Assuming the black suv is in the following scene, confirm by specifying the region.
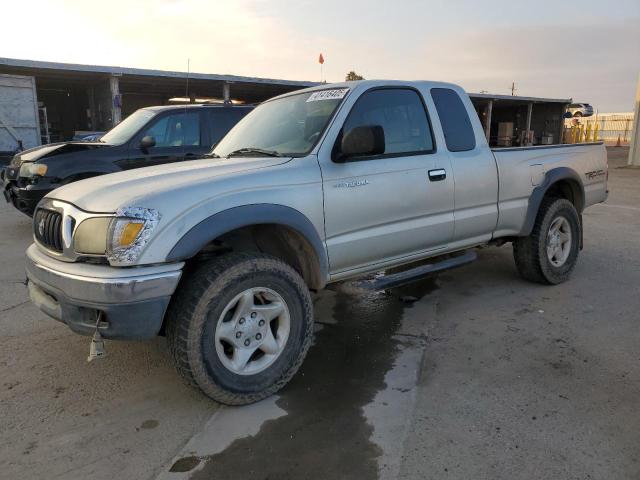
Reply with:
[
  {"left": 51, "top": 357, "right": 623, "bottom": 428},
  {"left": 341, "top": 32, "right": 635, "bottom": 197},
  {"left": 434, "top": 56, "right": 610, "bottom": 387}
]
[{"left": 2, "top": 103, "right": 252, "bottom": 216}]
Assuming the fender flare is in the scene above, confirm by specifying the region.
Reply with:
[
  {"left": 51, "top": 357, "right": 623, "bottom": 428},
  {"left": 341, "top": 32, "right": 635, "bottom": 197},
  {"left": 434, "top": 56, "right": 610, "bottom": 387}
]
[
  {"left": 520, "top": 166, "right": 585, "bottom": 236},
  {"left": 166, "top": 204, "right": 329, "bottom": 282}
]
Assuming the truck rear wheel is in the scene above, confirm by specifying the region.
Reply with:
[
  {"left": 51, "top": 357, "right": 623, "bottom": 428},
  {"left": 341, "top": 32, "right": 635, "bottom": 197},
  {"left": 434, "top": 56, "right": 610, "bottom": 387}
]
[
  {"left": 165, "top": 252, "right": 314, "bottom": 405},
  {"left": 513, "top": 198, "right": 581, "bottom": 285}
]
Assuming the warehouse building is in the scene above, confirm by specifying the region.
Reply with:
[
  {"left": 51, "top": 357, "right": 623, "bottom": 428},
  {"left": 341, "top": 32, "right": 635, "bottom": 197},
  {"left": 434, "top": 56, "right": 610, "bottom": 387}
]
[
  {"left": 0, "top": 57, "right": 315, "bottom": 148},
  {"left": 0, "top": 57, "right": 570, "bottom": 155},
  {"left": 470, "top": 93, "right": 569, "bottom": 147}
]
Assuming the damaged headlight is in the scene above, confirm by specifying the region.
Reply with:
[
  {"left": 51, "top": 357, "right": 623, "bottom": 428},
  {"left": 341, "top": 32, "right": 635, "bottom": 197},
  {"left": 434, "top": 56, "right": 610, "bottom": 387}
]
[
  {"left": 106, "top": 207, "right": 161, "bottom": 265},
  {"left": 72, "top": 207, "right": 161, "bottom": 265}
]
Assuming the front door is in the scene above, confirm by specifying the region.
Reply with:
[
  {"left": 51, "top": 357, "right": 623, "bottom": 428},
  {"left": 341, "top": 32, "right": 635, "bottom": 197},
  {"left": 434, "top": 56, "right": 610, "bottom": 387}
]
[{"left": 320, "top": 87, "right": 455, "bottom": 274}]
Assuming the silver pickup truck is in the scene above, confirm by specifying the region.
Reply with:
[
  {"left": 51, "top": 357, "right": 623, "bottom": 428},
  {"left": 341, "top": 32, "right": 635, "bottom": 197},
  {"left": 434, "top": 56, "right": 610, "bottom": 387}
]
[{"left": 25, "top": 80, "right": 608, "bottom": 404}]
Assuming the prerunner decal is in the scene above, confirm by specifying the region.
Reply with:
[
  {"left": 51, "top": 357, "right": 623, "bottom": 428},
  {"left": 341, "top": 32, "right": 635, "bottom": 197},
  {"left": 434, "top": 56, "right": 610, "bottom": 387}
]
[
  {"left": 585, "top": 169, "right": 606, "bottom": 180},
  {"left": 306, "top": 89, "right": 349, "bottom": 102}
]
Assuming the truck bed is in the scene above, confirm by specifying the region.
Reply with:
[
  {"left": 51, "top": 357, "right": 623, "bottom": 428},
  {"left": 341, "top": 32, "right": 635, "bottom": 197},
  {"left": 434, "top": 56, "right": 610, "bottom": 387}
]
[{"left": 491, "top": 142, "right": 608, "bottom": 239}]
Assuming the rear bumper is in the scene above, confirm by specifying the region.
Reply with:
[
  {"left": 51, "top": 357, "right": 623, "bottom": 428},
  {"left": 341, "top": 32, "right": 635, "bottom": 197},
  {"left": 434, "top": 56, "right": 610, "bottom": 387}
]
[{"left": 25, "top": 244, "right": 183, "bottom": 339}]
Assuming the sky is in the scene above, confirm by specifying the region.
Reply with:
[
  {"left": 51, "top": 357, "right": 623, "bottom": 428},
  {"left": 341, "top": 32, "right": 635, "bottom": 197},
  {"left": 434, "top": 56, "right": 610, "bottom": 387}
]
[{"left": 2, "top": 0, "right": 639, "bottom": 111}]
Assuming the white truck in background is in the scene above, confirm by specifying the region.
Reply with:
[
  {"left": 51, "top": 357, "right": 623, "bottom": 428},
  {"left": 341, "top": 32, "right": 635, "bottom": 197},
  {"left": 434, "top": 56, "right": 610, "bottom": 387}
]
[{"left": 24, "top": 80, "right": 608, "bottom": 405}]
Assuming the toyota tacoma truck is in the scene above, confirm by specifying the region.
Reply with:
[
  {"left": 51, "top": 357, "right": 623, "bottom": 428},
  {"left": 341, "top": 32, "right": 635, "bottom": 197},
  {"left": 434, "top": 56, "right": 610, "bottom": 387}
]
[{"left": 24, "top": 80, "right": 608, "bottom": 405}]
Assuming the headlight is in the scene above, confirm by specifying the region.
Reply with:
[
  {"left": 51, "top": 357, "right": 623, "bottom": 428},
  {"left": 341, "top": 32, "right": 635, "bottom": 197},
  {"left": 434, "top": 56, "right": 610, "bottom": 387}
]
[
  {"left": 71, "top": 207, "right": 160, "bottom": 264},
  {"left": 74, "top": 217, "right": 111, "bottom": 254},
  {"left": 106, "top": 207, "right": 161, "bottom": 265},
  {"left": 19, "top": 163, "right": 47, "bottom": 177}
]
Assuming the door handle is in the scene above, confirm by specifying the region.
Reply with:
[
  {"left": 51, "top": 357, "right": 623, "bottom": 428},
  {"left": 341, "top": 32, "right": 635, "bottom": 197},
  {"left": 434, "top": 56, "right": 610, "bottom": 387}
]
[{"left": 428, "top": 169, "right": 446, "bottom": 181}]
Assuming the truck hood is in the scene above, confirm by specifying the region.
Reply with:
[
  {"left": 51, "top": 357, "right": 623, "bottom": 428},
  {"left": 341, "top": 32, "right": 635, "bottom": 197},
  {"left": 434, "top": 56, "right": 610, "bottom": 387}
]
[
  {"left": 11, "top": 142, "right": 109, "bottom": 166},
  {"left": 46, "top": 156, "right": 292, "bottom": 212}
]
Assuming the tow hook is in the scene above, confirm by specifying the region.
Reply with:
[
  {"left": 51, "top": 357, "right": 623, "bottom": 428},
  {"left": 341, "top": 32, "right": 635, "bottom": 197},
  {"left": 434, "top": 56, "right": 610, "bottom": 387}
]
[{"left": 87, "top": 312, "right": 109, "bottom": 362}]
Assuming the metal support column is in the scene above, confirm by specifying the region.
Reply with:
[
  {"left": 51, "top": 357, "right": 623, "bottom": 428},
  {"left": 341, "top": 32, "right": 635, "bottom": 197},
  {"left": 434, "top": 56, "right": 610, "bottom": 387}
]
[
  {"left": 88, "top": 86, "right": 97, "bottom": 131},
  {"left": 484, "top": 100, "right": 493, "bottom": 144},
  {"left": 559, "top": 104, "right": 569, "bottom": 144},
  {"left": 628, "top": 74, "right": 640, "bottom": 166},
  {"left": 525, "top": 102, "right": 533, "bottom": 145},
  {"left": 223, "top": 82, "right": 231, "bottom": 104},
  {"left": 109, "top": 75, "right": 121, "bottom": 126}
]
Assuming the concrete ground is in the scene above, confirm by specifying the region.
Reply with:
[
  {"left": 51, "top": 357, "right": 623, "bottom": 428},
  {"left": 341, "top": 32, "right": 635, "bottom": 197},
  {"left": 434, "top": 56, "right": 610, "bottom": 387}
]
[{"left": 0, "top": 148, "right": 638, "bottom": 479}]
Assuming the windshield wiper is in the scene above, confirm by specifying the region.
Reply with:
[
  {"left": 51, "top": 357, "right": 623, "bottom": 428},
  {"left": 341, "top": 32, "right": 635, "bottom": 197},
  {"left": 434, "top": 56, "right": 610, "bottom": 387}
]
[
  {"left": 226, "top": 148, "right": 282, "bottom": 158},
  {"left": 203, "top": 152, "right": 220, "bottom": 158}
]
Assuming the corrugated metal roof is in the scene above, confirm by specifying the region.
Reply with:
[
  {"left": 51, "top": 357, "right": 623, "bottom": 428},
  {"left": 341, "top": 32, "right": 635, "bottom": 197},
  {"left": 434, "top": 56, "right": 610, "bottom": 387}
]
[
  {"left": 0, "top": 57, "right": 317, "bottom": 87},
  {"left": 0, "top": 57, "right": 572, "bottom": 103},
  {"left": 469, "top": 92, "right": 571, "bottom": 104}
]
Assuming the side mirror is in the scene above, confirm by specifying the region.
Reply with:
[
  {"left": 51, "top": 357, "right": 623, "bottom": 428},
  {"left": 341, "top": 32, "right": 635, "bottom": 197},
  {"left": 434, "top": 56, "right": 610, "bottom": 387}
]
[
  {"left": 338, "top": 125, "right": 385, "bottom": 161},
  {"left": 140, "top": 135, "right": 156, "bottom": 149}
]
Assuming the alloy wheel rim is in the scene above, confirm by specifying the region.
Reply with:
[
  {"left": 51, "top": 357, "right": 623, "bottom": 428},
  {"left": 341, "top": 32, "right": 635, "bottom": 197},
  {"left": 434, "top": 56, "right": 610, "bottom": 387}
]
[
  {"left": 214, "top": 287, "right": 290, "bottom": 375},
  {"left": 546, "top": 216, "right": 572, "bottom": 267}
]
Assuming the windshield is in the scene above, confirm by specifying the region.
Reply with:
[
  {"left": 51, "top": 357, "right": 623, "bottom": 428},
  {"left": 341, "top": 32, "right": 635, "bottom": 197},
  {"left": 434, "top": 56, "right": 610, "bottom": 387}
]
[
  {"left": 212, "top": 88, "right": 349, "bottom": 158},
  {"left": 100, "top": 109, "right": 157, "bottom": 145}
]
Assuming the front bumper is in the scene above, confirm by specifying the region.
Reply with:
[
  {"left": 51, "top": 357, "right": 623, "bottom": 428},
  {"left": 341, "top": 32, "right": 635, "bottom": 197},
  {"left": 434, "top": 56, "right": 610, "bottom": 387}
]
[
  {"left": 25, "top": 244, "right": 183, "bottom": 339},
  {"left": 2, "top": 172, "right": 52, "bottom": 216}
]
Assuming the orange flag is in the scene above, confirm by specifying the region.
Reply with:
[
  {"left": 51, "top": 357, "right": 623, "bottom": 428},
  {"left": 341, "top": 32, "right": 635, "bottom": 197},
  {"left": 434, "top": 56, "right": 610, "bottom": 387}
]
[{"left": 318, "top": 53, "right": 325, "bottom": 65}]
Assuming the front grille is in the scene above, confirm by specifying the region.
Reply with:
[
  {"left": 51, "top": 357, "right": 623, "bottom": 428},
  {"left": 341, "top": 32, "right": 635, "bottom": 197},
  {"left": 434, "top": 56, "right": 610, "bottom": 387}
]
[{"left": 34, "top": 209, "right": 63, "bottom": 252}]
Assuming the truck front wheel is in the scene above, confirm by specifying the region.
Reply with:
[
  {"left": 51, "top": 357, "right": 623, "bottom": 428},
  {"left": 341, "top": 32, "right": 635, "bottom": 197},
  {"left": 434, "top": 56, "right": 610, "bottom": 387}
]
[
  {"left": 513, "top": 198, "right": 581, "bottom": 284},
  {"left": 165, "top": 252, "right": 314, "bottom": 405}
]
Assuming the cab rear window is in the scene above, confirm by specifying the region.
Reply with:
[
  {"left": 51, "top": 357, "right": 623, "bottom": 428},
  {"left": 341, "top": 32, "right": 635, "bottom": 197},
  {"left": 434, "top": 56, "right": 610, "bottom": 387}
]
[{"left": 431, "top": 88, "right": 476, "bottom": 152}]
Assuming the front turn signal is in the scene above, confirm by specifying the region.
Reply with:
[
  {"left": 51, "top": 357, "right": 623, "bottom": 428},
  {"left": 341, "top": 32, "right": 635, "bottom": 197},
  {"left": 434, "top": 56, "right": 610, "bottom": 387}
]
[{"left": 118, "top": 222, "right": 144, "bottom": 247}]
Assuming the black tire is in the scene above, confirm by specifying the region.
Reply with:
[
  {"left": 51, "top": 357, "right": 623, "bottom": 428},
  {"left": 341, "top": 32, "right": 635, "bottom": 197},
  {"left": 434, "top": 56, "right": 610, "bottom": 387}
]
[
  {"left": 165, "top": 252, "right": 314, "bottom": 405},
  {"left": 513, "top": 198, "right": 581, "bottom": 285}
]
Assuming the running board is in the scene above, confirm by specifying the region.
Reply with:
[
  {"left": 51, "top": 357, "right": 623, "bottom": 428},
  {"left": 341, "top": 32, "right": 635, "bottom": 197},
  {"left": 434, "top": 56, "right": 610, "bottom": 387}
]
[{"left": 359, "top": 250, "right": 477, "bottom": 291}]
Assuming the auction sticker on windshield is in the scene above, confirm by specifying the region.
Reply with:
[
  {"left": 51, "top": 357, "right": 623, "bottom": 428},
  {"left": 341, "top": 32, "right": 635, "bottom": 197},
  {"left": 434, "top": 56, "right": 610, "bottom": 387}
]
[{"left": 306, "top": 89, "right": 349, "bottom": 102}]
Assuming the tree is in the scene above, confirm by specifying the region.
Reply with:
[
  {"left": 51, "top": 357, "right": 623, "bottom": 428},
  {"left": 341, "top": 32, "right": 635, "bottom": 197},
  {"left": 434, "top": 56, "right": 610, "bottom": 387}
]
[{"left": 345, "top": 71, "right": 364, "bottom": 81}]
